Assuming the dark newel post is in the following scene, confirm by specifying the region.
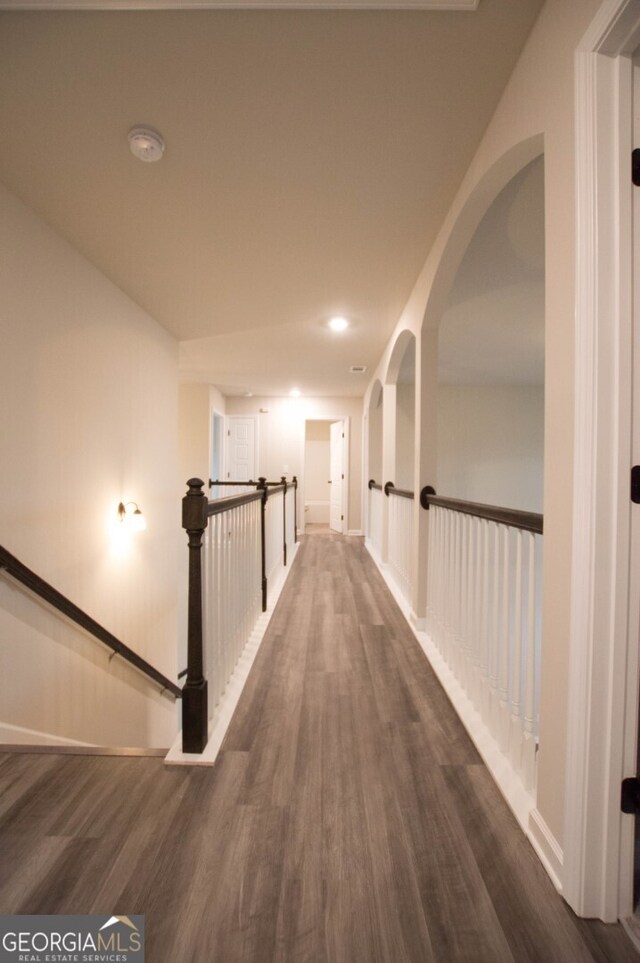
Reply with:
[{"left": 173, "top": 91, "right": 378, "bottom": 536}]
[
  {"left": 292, "top": 476, "right": 298, "bottom": 543},
  {"left": 282, "top": 475, "right": 288, "bottom": 566},
  {"left": 182, "top": 478, "right": 209, "bottom": 754},
  {"left": 258, "top": 477, "right": 268, "bottom": 611}
]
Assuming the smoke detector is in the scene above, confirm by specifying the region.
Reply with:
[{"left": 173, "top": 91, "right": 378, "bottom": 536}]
[
  {"left": 350, "top": 365, "right": 367, "bottom": 374},
  {"left": 128, "top": 126, "right": 165, "bottom": 163}
]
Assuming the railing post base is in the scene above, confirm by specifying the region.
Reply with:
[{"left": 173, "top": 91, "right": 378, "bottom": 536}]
[{"left": 182, "top": 680, "right": 209, "bottom": 754}]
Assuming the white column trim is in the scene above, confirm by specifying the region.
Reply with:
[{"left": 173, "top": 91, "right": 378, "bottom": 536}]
[{"left": 565, "top": 0, "right": 640, "bottom": 922}]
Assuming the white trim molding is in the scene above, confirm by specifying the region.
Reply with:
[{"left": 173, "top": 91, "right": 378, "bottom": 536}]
[
  {"left": 0, "top": 0, "right": 479, "bottom": 9},
  {"left": 565, "top": 0, "right": 640, "bottom": 923},
  {"left": 529, "top": 808, "right": 563, "bottom": 894}
]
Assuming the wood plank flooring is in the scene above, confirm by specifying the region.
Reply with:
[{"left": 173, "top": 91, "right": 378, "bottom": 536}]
[{"left": 0, "top": 534, "right": 637, "bottom": 962}]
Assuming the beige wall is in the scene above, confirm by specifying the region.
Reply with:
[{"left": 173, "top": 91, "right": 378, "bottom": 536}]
[
  {"left": 226, "top": 395, "right": 364, "bottom": 533},
  {"left": 437, "top": 385, "right": 544, "bottom": 514},
  {"left": 365, "top": 0, "right": 601, "bottom": 847},
  {"left": 178, "top": 383, "right": 211, "bottom": 491},
  {"left": 178, "top": 383, "right": 227, "bottom": 493},
  {"left": 0, "top": 181, "right": 180, "bottom": 747}
]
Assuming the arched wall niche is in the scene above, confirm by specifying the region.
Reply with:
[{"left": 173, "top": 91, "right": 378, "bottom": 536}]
[
  {"left": 385, "top": 330, "right": 416, "bottom": 491},
  {"left": 367, "top": 379, "right": 383, "bottom": 483},
  {"left": 415, "top": 135, "right": 545, "bottom": 514},
  {"left": 421, "top": 133, "right": 545, "bottom": 334},
  {"left": 384, "top": 328, "right": 415, "bottom": 386}
]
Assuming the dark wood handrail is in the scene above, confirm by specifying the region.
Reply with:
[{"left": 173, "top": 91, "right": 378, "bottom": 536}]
[
  {"left": 384, "top": 481, "right": 414, "bottom": 500},
  {"left": 206, "top": 488, "right": 263, "bottom": 517},
  {"left": 419, "top": 488, "right": 543, "bottom": 535},
  {"left": 209, "top": 478, "right": 257, "bottom": 488},
  {"left": 368, "top": 479, "right": 382, "bottom": 491},
  {"left": 0, "top": 544, "right": 182, "bottom": 698}
]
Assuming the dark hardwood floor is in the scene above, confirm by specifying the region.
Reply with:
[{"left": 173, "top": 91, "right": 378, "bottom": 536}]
[{"left": 0, "top": 534, "right": 637, "bottom": 961}]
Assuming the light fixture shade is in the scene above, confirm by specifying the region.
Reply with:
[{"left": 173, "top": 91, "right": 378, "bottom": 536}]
[
  {"left": 118, "top": 501, "right": 146, "bottom": 532},
  {"left": 128, "top": 126, "right": 165, "bottom": 163},
  {"left": 328, "top": 316, "right": 349, "bottom": 332}
]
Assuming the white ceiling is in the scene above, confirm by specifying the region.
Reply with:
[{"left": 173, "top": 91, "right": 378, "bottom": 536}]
[{"left": 0, "top": 1, "right": 543, "bottom": 396}]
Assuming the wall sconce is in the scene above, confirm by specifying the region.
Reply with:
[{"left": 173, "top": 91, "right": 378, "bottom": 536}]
[{"left": 118, "top": 501, "right": 146, "bottom": 532}]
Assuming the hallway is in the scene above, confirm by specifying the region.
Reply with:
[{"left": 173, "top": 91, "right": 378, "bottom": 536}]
[{"left": 0, "top": 534, "right": 636, "bottom": 962}]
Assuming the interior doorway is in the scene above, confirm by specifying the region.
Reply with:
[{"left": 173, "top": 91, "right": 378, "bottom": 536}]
[
  {"left": 303, "top": 419, "right": 347, "bottom": 534},
  {"left": 210, "top": 411, "right": 224, "bottom": 489},
  {"left": 225, "top": 415, "right": 258, "bottom": 482}
]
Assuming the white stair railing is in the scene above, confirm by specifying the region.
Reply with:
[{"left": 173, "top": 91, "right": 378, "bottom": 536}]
[
  {"left": 386, "top": 483, "right": 414, "bottom": 608},
  {"left": 423, "top": 490, "right": 543, "bottom": 792},
  {"left": 180, "top": 476, "right": 298, "bottom": 754},
  {"left": 203, "top": 496, "right": 262, "bottom": 709},
  {"left": 285, "top": 480, "right": 297, "bottom": 553},
  {"left": 367, "top": 481, "right": 384, "bottom": 561},
  {"left": 265, "top": 483, "right": 285, "bottom": 581}
]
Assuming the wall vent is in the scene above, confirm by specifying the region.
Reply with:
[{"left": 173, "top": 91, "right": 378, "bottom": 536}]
[{"left": 349, "top": 365, "right": 367, "bottom": 374}]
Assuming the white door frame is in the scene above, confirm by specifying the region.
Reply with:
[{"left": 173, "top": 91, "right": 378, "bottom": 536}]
[
  {"left": 565, "top": 0, "right": 640, "bottom": 922},
  {"left": 210, "top": 408, "right": 225, "bottom": 483},
  {"left": 300, "top": 417, "right": 350, "bottom": 534},
  {"left": 225, "top": 414, "right": 260, "bottom": 481}
]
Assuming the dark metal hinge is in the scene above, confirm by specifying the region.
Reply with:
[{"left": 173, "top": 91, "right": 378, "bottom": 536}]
[
  {"left": 621, "top": 777, "right": 640, "bottom": 813},
  {"left": 633, "top": 148, "right": 640, "bottom": 186},
  {"left": 341, "top": 514, "right": 343, "bottom": 521},
  {"left": 631, "top": 465, "right": 640, "bottom": 503}
]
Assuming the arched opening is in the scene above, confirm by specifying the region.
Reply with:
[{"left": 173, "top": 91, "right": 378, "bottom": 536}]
[
  {"left": 395, "top": 339, "right": 416, "bottom": 491},
  {"left": 365, "top": 379, "right": 384, "bottom": 558},
  {"left": 367, "top": 379, "right": 383, "bottom": 484},
  {"left": 385, "top": 330, "right": 416, "bottom": 491},
  {"left": 437, "top": 154, "right": 544, "bottom": 512},
  {"left": 415, "top": 144, "right": 546, "bottom": 832}
]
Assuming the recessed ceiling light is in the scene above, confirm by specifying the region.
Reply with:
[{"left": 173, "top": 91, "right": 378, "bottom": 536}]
[
  {"left": 243, "top": 391, "right": 253, "bottom": 397},
  {"left": 128, "top": 126, "right": 165, "bottom": 163},
  {"left": 328, "top": 316, "right": 349, "bottom": 332},
  {"left": 290, "top": 388, "right": 301, "bottom": 398}
]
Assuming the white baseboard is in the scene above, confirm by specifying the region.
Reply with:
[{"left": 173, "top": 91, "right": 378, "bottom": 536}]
[
  {"left": 529, "top": 808, "right": 564, "bottom": 893},
  {"left": 165, "top": 542, "right": 298, "bottom": 767},
  {"left": 364, "top": 538, "right": 383, "bottom": 567},
  {"left": 347, "top": 529, "right": 363, "bottom": 537},
  {"left": 0, "top": 721, "right": 94, "bottom": 748}
]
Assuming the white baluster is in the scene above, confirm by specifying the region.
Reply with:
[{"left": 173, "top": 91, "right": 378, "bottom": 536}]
[
  {"left": 489, "top": 523, "right": 500, "bottom": 734},
  {"left": 522, "top": 531, "right": 537, "bottom": 790},
  {"left": 509, "top": 528, "right": 524, "bottom": 772},
  {"left": 498, "top": 525, "right": 510, "bottom": 752}
]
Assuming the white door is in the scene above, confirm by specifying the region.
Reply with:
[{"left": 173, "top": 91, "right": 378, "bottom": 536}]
[
  {"left": 329, "top": 421, "right": 343, "bottom": 533},
  {"left": 226, "top": 416, "right": 256, "bottom": 481}
]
